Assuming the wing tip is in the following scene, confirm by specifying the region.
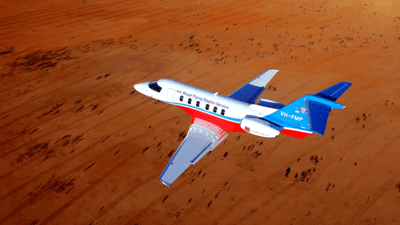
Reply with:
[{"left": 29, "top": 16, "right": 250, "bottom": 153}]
[
  {"left": 266, "top": 69, "right": 279, "bottom": 73},
  {"left": 159, "top": 179, "right": 171, "bottom": 187}
]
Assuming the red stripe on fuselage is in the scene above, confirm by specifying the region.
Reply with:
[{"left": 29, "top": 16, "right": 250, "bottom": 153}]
[
  {"left": 176, "top": 104, "right": 311, "bottom": 138},
  {"left": 281, "top": 129, "right": 311, "bottom": 139},
  {"left": 176, "top": 105, "right": 245, "bottom": 132}
]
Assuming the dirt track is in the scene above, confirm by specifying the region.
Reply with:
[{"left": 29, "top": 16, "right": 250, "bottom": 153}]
[{"left": 1, "top": 0, "right": 400, "bottom": 224}]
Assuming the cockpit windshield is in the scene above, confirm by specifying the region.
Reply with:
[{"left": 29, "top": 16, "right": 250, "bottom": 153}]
[{"left": 148, "top": 81, "right": 162, "bottom": 92}]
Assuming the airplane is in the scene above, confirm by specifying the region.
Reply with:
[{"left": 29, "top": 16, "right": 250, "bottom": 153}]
[{"left": 134, "top": 69, "right": 352, "bottom": 187}]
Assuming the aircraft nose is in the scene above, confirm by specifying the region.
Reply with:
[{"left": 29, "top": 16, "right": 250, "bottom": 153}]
[{"left": 134, "top": 82, "right": 147, "bottom": 94}]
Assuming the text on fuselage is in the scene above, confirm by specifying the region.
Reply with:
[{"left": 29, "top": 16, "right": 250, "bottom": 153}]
[{"left": 181, "top": 91, "right": 230, "bottom": 109}]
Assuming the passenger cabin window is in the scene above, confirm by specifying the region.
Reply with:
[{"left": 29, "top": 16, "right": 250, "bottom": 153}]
[
  {"left": 213, "top": 106, "right": 217, "bottom": 113},
  {"left": 180, "top": 96, "right": 183, "bottom": 101},
  {"left": 221, "top": 109, "right": 225, "bottom": 115},
  {"left": 196, "top": 101, "right": 200, "bottom": 107},
  {"left": 188, "top": 98, "right": 192, "bottom": 104},
  {"left": 148, "top": 81, "right": 162, "bottom": 92},
  {"left": 205, "top": 104, "right": 209, "bottom": 110}
]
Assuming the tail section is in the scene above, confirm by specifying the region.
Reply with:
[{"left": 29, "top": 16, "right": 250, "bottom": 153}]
[{"left": 264, "top": 82, "right": 352, "bottom": 138}]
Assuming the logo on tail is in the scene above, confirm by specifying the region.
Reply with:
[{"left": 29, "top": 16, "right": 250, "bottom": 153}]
[{"left": 295, "top": 107, "right": 307, "bottom": 114}]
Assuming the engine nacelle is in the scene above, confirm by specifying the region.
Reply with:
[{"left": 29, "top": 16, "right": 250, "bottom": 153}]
[{"left": 240, "top": 116, "right": 282, "bottom": 138}]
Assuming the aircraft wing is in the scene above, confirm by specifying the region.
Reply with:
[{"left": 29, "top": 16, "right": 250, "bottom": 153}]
[
  {"left": 228, "top": 69, "right": 279, "bottom": 104},
  {"left": 159, "top": 118, "right": 228, "bottom": 187}
]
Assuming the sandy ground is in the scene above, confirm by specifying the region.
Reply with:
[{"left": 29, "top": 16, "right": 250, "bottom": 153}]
[{"left": 1, "top": 0, "right": 400, "bottom": 224}]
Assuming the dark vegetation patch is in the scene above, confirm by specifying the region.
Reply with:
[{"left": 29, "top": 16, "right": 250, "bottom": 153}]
[{"left": 1, "top": 47, "right": 73, "bottom": 77}]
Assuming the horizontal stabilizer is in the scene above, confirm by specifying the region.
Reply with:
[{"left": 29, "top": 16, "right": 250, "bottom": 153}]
[
  {"left": 306, "top": 100, "right": 331, "bottom": 135},
  {"left": 314, "top": 82, "right": 352, "bottom": 101}
]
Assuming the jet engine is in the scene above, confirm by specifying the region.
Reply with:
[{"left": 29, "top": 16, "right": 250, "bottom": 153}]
[{"left": 240, "top": 116, "right": 282, "bottom": 138}]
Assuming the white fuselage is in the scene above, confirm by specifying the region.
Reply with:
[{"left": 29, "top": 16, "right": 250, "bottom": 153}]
[{"left": 134, "top": 78, "right": 278, "bottom": 134}]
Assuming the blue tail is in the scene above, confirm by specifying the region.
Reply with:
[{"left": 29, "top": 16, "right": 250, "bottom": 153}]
[{"left": 263, "top": 82, "right": 352, "bottom": 137}]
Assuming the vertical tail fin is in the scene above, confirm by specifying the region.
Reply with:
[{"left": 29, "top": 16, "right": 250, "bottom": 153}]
[
  {"left": 263, "top": 82, "right": 352, "bottom": 138},
  {"left": 306, "top": 99, "right": 331, "bottom": 135}
]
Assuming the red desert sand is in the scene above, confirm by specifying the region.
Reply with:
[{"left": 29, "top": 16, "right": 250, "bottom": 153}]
[{"left": 1, "top": 0, "right": 400, "bottom": 224}]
